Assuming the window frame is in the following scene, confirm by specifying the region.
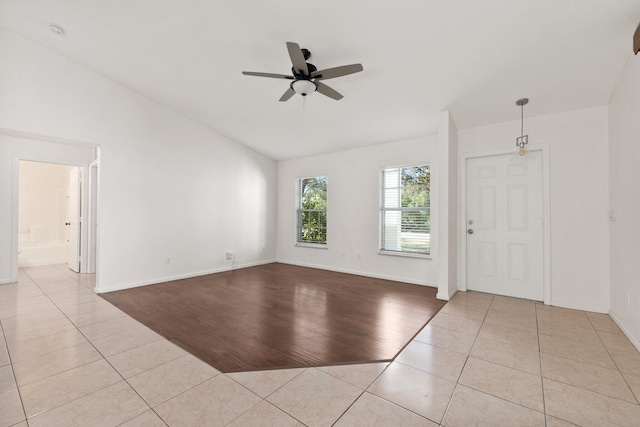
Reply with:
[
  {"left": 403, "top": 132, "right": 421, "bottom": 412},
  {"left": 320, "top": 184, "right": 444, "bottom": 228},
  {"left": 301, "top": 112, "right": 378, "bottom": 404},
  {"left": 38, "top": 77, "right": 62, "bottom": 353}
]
[
  {"left": 295, "top": 175, "right": 328, "bottom": 248},
  {"left": 379, "top": 164, "right": 431, "bottom": 258}
]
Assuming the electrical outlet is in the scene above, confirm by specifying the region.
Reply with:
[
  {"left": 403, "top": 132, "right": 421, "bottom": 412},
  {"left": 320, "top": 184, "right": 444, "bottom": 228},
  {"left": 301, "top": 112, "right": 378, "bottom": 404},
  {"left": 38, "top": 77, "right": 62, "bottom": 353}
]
[
  {"left": 165, "top": 257, "right": 171, "bottom": 265},
  {"left": 226, "top": 252, "right": 234, "bottom": 260},
  {"left": 609, "top": 209, "right": 616, "bottom": 222}
]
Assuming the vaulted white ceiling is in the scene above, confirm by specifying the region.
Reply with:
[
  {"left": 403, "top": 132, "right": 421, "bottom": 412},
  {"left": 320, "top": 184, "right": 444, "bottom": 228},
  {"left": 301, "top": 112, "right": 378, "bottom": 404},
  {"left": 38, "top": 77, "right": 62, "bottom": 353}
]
[{"left": 1, "top": 0, "right": 639, "bottom": 160}]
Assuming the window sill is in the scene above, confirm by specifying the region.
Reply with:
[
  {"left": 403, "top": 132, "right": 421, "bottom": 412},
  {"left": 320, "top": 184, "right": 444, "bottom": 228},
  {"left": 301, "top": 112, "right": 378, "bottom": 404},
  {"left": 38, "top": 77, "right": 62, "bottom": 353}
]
[
  {"left": 378, "top": 250, "right": 431, "bottom": 259},
  {"left": 295, "top": 243, "right": 328, "bottom": 249}
]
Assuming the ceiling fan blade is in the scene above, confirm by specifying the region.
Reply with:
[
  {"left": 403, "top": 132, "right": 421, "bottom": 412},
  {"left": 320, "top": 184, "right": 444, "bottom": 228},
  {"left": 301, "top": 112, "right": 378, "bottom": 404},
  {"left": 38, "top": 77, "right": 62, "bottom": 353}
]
[
  {"left": 315, "top": 81, "right": 343, "bottom": 100},
  {"left": 279, "top": 88, "right": 296, "bottom": 102},
  {"left": 286, "top": 42, "right": 309, "bottom": 76},
  {"left": 311, "top": 64, "right": 363, "bottom": 80},
  {"left": 242, "top": 71, "right": 294, "bottom": 80}
]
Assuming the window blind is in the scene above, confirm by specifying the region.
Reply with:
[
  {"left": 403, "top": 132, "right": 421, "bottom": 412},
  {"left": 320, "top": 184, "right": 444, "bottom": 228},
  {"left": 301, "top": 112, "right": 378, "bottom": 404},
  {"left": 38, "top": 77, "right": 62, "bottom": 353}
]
[{"left": 380, "top": 166, "right": 430, "bottom": 255}]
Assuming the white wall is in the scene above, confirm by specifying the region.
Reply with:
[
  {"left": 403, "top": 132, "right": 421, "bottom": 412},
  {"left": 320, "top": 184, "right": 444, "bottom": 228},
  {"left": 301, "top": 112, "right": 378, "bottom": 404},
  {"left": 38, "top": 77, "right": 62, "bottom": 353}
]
[
  {"left": 0, "top": 28, "right": 277, "bottom": 291},
  {"left": 458, "top": 106, "right": 610, "bottom": 312},
  {"left": 276, "top": 137, "right": 439, "bottom": 286},
  {"left": 608, "top": 54, "right": 640, "bottom": 348}
]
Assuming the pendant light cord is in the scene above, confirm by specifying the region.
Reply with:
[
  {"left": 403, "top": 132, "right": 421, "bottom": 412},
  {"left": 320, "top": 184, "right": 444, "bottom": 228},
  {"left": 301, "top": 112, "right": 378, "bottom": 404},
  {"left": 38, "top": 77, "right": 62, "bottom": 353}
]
[{"left": 521, "top": 102, "right": 524, "bottom": 138}]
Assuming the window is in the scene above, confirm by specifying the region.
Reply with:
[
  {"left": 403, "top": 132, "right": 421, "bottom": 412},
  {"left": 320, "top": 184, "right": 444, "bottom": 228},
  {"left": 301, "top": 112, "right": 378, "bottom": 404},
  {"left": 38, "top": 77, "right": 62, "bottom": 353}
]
[
  {"left": 296, "top": 176, "right": 327, "bottom": 245},
  {"left": 380, "top": 165, "right": 430, "bottom": 255}
]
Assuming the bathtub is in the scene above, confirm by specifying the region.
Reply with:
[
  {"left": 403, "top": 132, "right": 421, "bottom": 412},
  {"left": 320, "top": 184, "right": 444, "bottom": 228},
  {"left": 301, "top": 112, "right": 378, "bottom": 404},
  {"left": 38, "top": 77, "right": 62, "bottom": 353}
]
[{"left": 18, "top": 243, "right": 68, "bottom": 267}]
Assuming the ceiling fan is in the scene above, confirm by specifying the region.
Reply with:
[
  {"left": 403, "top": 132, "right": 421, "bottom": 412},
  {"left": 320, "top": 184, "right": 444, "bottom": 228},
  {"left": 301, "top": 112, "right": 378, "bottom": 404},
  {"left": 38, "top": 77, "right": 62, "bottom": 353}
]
[{"left": 242, "top": 42, "right": 363, "bottom": 102}]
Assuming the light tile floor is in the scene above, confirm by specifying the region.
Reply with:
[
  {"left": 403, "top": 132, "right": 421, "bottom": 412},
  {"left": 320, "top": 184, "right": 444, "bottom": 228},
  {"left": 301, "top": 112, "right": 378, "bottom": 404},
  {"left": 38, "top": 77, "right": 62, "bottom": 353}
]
[{"left": 1, "top": 265, "right": 640, "bottom": 426}]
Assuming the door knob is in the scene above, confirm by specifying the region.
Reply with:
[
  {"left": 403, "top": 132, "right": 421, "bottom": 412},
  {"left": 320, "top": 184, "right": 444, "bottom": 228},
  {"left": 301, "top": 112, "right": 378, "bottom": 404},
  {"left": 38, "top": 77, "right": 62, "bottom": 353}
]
[{"left": 467, "top": 229, "right": 474, "bottom": 235}]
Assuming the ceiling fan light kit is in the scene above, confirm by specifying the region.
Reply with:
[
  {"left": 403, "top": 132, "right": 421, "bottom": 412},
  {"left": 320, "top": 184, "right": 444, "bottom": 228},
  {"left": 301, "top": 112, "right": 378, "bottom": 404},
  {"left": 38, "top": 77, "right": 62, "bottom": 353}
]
[
  {"left": 242, "top": 42, "right": 363, "bottom": 102},
  {"left": 292, "top": 79, "right": 316, "bottom": 96}
]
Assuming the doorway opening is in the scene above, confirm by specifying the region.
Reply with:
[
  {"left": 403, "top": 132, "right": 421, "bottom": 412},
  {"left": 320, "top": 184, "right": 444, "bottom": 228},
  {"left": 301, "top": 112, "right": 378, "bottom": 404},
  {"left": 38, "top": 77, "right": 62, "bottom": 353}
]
[
  {"left": 17, "top": 160, "right": 97, "bottom": 275},
  {"left": 18, "top": 161, "right": 79, "bottom": 270}
]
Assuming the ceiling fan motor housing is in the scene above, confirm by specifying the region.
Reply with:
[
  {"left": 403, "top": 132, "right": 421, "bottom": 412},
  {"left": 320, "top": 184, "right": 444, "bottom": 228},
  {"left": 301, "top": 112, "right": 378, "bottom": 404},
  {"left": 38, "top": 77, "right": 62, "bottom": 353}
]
[{"left": 292, "top": 62, "right": 317, "bottom": 78}]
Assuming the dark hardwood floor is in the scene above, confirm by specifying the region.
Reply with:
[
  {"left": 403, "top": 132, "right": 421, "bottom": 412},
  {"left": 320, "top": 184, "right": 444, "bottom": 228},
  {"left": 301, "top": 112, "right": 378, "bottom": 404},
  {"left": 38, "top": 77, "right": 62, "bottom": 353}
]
[{"left": 100, "top": 263, "right": 445, "bottom": 373}]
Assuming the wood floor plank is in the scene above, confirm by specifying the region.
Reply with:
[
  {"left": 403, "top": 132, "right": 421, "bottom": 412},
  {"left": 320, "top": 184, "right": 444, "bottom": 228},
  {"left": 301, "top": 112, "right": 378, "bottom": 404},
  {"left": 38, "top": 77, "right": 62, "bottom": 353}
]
[{"left": 100, "top": 263, "right": 445, "bottom": 372}]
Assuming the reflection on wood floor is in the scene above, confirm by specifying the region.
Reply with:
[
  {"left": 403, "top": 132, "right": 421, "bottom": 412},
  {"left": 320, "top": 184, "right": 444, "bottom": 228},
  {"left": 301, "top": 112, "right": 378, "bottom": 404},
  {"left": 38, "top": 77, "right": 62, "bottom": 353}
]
[{"left": 100, "top": 263, "right": 445, "bottom": 372}]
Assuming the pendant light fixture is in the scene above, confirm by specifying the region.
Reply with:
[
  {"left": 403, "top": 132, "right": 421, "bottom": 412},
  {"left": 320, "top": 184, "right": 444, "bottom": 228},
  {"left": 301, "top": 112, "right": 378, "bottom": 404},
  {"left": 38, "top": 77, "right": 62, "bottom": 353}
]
[{"left": 515, "top": 98, "right": 529, "bottom": 156}]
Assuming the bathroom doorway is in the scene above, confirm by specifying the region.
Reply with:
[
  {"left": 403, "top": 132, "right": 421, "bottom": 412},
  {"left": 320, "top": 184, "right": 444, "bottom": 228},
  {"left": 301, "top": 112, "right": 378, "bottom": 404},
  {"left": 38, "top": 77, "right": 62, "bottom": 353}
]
[{"left": 18, "top": 161, "right": 81, "bottom": 271}]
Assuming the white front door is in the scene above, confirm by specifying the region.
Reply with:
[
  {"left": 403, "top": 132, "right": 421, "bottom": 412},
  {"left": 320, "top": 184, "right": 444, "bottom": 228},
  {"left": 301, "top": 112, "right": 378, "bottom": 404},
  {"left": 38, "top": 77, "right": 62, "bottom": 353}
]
[
  {"left": 67, "top": 167, "right": 81, "bottom": 272},
  {"left": 466, "top": 152, "right": 543, "bottom": 301}
]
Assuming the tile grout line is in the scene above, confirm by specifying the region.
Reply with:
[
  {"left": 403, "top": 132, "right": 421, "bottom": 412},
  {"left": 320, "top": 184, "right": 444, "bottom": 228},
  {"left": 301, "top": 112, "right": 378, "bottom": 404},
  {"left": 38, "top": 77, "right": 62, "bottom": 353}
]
[
  {"left": 376, "top": 294, "right": 493, "bottom": 425},
  {"left": 17, "top": 267, "right": 171, "bottom": 426},
  {"left": 223, "top": 368, "right": 310, "bottom": 426},
  {"left": 388, "top": 303, "right": 448, "bottom": 362},
  {"left": 8, "top": 268, "right": 42, "bottom": 426},
  {"left": 535, "top": 303, "right": 549, "bottom": 427},
  {"left": 443, "top": 296, "right": 549, "bottom": 423},
  {"left": 537, "top": 355, "right": 638, "bottom": 406},
  {"left": 452, "top": 295, "right": 547, "bottom": 421},
  {"left": 398, "top": 296, "right": 492, "bottom": 422},
  {"left": 408, "top": 295, "right": 481, "bottom": 424},
  {"left": 589, "top": 315, "right": 640, "bottom": 407},
  {"left": 0, "top": 320, "right": 29, "bottom": 427},
  {"left": 19, "top": 268, "right": 125, "bottom": 420},
  {"left": 439, "top": 294, "right": 493, "bottom": 425},
  {"left": 328, "top": 366, "right": 385, "bottom": 426},
  {"left": 538, "top": 306, "right": 640, "bottom": 424}
]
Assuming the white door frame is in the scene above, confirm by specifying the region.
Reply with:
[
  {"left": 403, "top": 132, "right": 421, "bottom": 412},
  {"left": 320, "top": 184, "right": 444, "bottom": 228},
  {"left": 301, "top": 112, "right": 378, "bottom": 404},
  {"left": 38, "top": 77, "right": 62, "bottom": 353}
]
[
  {"left": 458, "top": 145, "right": 551, "bottom": 305},
  {"left": 13, "top": 159, "right": 88, "bottom": 273},
  {"left": 66, "top": 166, "right": 82, "bottom": 272},
  {"left": 6, "top": 132, "right": 99, "bottom": 284},
  {"left": 87, "top": 158, "right": 100, "bottom": 276}
]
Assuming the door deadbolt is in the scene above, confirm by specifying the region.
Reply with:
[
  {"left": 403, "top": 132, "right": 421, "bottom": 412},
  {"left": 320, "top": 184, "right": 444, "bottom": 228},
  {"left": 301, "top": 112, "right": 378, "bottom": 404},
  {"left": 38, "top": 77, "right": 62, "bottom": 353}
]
[
  {"left": 467, "top": 229, "right": 474, "bottom": 235},
  {"left": 467, "top": 220, "right": 473, "bottom": 225}
]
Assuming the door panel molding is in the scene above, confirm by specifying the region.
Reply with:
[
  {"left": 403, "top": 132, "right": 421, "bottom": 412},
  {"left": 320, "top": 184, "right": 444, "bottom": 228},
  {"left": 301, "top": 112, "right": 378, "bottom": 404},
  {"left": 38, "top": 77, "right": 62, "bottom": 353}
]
[{"left": 458, "top": 145, "right": 550, "bottom": 305}]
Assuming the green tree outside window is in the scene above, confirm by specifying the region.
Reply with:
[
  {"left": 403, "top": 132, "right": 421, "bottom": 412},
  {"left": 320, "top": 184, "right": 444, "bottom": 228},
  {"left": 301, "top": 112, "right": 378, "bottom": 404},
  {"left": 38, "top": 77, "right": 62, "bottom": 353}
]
[{"left": 297, "top": 176, "right": 327, "bottom": 244}]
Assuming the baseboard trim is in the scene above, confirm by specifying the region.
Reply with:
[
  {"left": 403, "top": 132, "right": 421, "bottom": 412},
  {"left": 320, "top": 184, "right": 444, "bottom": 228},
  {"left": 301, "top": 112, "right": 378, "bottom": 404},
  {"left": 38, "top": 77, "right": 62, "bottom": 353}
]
[
  {"left": 18, "top": 259, "right": 68, "bottom": 268},
  {"left": 609, "top": 310, "right": 640, "bottom": 353},
  {"left": 436, "top": 287, "right": 458, "bottom": 301},
  {"left": 275, "top": 259, "right": 437, "bottom": 288},
  {"left": 97, "top": 259, "right": 276, "bottom": 293},
  {"left": 0, "top": 277, "right": 16, "bottom": 285},
  {"left": 547, "top": 299, "right": 609, "bottom": 314}
]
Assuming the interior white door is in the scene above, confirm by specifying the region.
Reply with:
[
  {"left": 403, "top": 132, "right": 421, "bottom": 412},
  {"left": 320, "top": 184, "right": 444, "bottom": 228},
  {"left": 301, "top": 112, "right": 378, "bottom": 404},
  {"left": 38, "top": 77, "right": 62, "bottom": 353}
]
[
  {"left": 466, "top": 152, "right": 543, "bottom": 300},
  {"left": 66, "top": 167, "right": 81, "bottom": 273}
]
